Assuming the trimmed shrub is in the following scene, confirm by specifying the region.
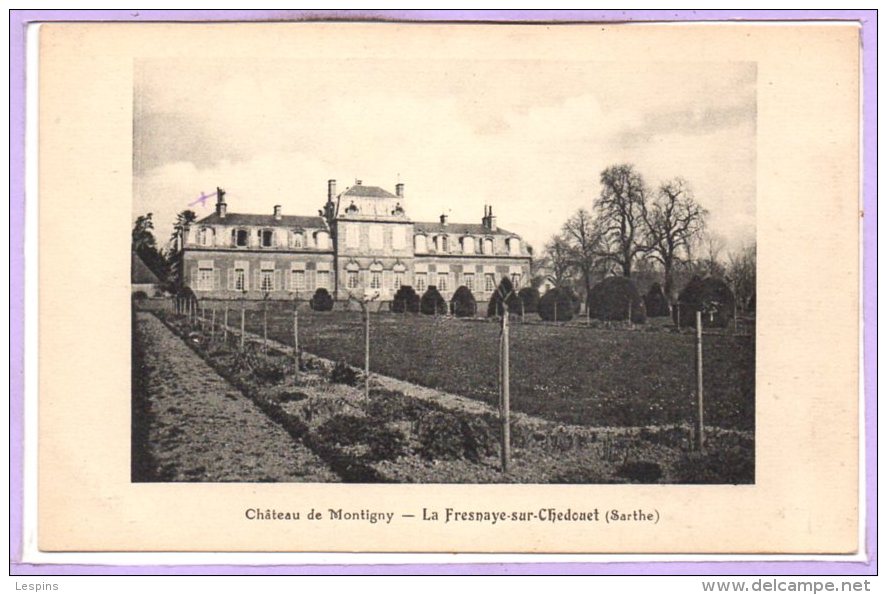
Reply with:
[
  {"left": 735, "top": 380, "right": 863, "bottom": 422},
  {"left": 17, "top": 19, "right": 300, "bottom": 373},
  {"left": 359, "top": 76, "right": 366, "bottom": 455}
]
[
  {"left": 416, "top": 411, "right": 497, "bottom": 462},
  {"left": 487, "top": 277, "right": 522, "bottom": 317},
  {"left": 420, "top": 285, "right": 447, "bottom": 315},
  {"left": 517, "top": 287, "right": 540, "bottom": 314},
  {"left": 391, "top": 285, "right": 420, "bottom": 314},
  {"left": 674, "top": 276, "right": 736, "bottom": 328},
  {"left": 538, "top": 287, "right": 576, "bottom": 321},
  {"left": 587, "top": 276, "right": 646, "bottom": 323},
  {"left": 450, "top": 285, "right": 477, "bottom": 317},
  {"left": 132, "top": 290, "right": 148, "bottom": 301},
  {"left": 309, "top": 287, "right": 334, "bottom": 311},
  {"left": 618, "top": 460, "right": 663, "bottom": 483},
  {"left": 315, "top": 414, "right": 408, "bottom": 462},
  {"left": 643, "top": 282, "right": 671, "bottom": 317},
  {"left": 330, "top": 359, "right": 358, "bottom": 386}
]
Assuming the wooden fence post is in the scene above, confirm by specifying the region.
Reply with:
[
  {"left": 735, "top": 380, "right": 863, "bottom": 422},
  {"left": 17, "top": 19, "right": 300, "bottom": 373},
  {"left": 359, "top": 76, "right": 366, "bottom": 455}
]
[
  {"left": 263, "top": 301, "right": 268, "bottom": 351},
  {"left": 364, "top": 303, "right": 371, "bottom": 400},
  {"left": 694, "top": 311, "right": 705, "bottom": 452},
  {"left": 223, "top": 306, "right": 228, "bottom": 343},
  {"left": 240, "top": 307, "right": 245, "bottom": 351},
  {"left": 500, "top": 306, "right": 511, "bottom": 472},
  {"left": 293, "top": 305, "right": 300, "bottom": 382}
]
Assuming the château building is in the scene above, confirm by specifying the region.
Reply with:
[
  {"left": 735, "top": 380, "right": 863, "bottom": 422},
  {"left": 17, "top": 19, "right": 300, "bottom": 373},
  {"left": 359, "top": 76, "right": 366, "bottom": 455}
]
[{"left": 180, "top": 180, "right": 532, "bottom": 304}]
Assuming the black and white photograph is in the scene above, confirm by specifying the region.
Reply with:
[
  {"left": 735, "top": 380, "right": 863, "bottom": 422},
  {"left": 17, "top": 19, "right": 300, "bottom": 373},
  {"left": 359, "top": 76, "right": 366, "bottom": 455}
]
[{"left": 130, "top": 50, "right": 756, "bottom": 485}]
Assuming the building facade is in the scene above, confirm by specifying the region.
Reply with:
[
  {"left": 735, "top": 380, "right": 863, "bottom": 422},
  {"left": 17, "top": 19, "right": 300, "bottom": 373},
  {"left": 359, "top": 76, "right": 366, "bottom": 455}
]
[{"left": 181, "top": 180, "right": 532, "bottom": 304}]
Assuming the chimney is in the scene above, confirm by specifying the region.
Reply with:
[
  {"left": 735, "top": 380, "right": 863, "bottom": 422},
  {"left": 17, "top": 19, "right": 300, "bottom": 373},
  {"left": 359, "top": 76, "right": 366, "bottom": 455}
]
[
  {"left": 328, "top": 179, "right": 336, "bottom": 202},
  {"left": 216, "top": 187, "right": 227, "bottom": 219},
  {"left": 483, "top": 205, "right": 497, "bottom": 231},
  {"left": 440, "top": 213, "right": 448, "bottom": 226},
  {"left": 396, "top": 182, "right": 404, "bottom": 198},
  {"left": 273, "top": 205, "right": 282, "bottom": 220}
]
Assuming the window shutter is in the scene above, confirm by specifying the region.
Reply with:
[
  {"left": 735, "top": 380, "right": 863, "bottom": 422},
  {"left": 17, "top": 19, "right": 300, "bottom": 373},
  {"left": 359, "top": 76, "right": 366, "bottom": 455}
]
[
  {"left": 274, "top": 270, "right": 282, "bottom": 291},
  {"left": 284, "top": 270, "right": 292, "bottom": 291},
  {"left": 383, "top": 270, "right": 393, "bottom": 290},
  {"left": 214, "top": 269, "right": 221, "bottom": 289},
  {"left": 190, "top": 266, "right": 198, "bottom": 290},
  {"left": 228, "top": 269, "right": 235, "bottom": 290},
  {"left": 359, "top": 269, "right": 368, "bottom": 290},
  {"left": 254, "top": 269, "right": 260, "bottom": 291}
]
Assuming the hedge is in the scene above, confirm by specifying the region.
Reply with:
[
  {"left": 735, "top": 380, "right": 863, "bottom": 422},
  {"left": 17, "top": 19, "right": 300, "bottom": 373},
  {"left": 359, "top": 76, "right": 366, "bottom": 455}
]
[
  {"left": 643, "top": 282, "right": 671, "bottom": 317},
  {"left": 674, "top": 276, "right": 736, "bottom": 328},
  {"left": 391, "top": 285, "right": 420, "bottom": 314},
  {"left": 487, "top": 277, "right": 522, "bottom": 317},
  {"left": 538, "top": 287, "right": 576, "bottom": 321},
  {"left": 309, "top": 287, "right": 334, "bottom": 311}
]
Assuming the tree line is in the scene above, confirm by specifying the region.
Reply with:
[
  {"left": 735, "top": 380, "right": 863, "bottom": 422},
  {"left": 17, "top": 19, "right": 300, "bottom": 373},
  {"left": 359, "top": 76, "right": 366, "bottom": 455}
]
[{"left": 537, "top": 163, "right": 755, "bottom": 311}]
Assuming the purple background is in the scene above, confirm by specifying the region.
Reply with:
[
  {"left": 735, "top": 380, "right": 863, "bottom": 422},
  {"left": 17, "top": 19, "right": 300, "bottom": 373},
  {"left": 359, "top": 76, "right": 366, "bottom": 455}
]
[{"left": 9, "top": 9, "right": 877, "bottom": 576}]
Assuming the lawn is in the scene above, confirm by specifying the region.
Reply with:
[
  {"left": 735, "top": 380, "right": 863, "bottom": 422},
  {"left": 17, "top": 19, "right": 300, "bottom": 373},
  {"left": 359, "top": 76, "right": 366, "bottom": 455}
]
[{"left": 237, "top": 304, "right": 754, "bottom": 432}]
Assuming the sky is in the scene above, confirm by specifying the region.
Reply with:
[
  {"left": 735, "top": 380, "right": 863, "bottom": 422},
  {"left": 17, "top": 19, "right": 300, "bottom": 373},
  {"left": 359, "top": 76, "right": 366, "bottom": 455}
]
[{"left": 133, "top": 58, "right": 756, "bottom": 256}]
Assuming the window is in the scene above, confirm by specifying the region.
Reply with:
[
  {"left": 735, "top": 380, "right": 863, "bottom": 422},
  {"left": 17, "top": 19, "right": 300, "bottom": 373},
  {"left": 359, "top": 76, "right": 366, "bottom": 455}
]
[
  {"left": 462, "top": 236, "right": 475, "bottom": 254},
  {"left": 437, "top": 272, "right": 449, "bottom": 291},
  {"left": 259, "top": 268, "right": 275, "bottom": 292},
  {"left": 317, "top": 270, "right": 331, "bottom": 290},
  {"left": 347, "top": 270, "right": 360, "bottom": 290},
  {"left": 415, "top": 235, "right": 427, "bottom": 253},
  {"left": 198, "top": 227, "right": 214, "bottom": 246},
  {"left": 509, "top": 238, "right": 521, "bottom": 255},
  {"left": 261, "top": 230, "right": 274, "bottom": 247},
  {"left": 463, "top": 273, "right": 474, "bottom": 291},
  {"left": 291, "top": 232, "right": 304, "bottom": 248},
  {"left": 485, "top": 273, "right": 496, "bottom": 292},
  {"left": 393, "top": 270, "right": 404, "bottom": 289},
  {"left": 316, "top": 231, "right": 330, "bottom": 250},
  {"left": 511, "top": 273, "right": 521, "bottom": 287},
  {"left": 370, "top": 271, "right": 382, "bottom": 290},
  {"left": 234, "top": 268, "right": 246, "bottom": 291},
  {"left": 369, "top": 225, "right": 383, "bottom": 249},
  {"left": 483, "top": 238, "right": 494, "bottom": 254},
  {"left": 437, "top": 235, "right": 449, "bottom": 252},
  {"left": 198, "top": 268, "right": 214, "bottom": 291},
  {"left": 235, "top": 229, "right": 249, "bottom": 247},
  {"left": 291, "top": 270, "right": 306, "bottom": 291},
  {"left": 415, "top": 273, "right": 427, "bottom": 292}
]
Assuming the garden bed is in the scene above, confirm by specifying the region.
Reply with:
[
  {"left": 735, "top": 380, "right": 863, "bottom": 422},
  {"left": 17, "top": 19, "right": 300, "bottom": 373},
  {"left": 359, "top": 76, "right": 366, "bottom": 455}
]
[{"left": 153, "top": 310, "right": 754, "bottom": 484}]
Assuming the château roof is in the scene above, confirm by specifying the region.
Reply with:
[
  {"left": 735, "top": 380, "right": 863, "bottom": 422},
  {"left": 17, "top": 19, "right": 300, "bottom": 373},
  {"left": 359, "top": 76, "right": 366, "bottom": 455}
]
[
  {"left": 413, "top": 221, "right": 517, "bottom": 237},
  {"left": 195, "top": 212, "right": 327, "bottom": 229},
  {"left": 342, "top": 185, "right": 397, "bottom": 198}
]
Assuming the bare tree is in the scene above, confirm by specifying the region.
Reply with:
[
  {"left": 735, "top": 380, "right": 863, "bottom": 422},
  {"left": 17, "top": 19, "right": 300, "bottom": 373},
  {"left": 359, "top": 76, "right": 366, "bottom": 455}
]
[
  {"left": 726, "top": 242, "right": 756, "bottom": 312},
  {"left": 699, "top": 232, "right": 727, "bottom": 278},
  {"left": 561, "top": 208, "right": 607, "bottom": 305},
  {"left": 540, "top": 234, "right": 575, "bottom": 288},
  {"left": 595, "top": 164, "right": 649, "bottom": 277},
  {"left": 641, "top": 178, "right": 708, "bottom": 301}
]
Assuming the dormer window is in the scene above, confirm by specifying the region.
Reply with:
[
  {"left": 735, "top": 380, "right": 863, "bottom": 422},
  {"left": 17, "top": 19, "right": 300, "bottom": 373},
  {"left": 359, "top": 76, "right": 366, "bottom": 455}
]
[
  {"left": 345, "top": 201, "right": 359, "bottom": 214},
  {"left": 508, "top": 237, "right": 521, "bottom": 255},
  {"left": 261, "top": 229, "right": 274, "bottom": 248},
  {"left": 198, "top": 226, "right": 215, "bottom": 247},
  {"left": 233, "top": 228, "right": 249, "bottom": 247},
  {"left": 291, "top": 231, "right": 304, "bottom": 248},
  {"left": 461, "top": 236, "right": 475, "bottom": 254},
  {"left": 483, "top": 238, "right": 494, "bottom": 255}
]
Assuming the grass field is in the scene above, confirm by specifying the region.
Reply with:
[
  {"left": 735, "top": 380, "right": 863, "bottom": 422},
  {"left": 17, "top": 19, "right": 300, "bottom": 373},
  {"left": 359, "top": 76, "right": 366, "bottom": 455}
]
[{"left": 233, "top": 304, "right": 754, "bottom": 432}]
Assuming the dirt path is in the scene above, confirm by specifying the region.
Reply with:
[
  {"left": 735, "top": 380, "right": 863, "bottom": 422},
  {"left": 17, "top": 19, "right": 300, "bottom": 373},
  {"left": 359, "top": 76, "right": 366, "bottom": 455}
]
[{"left": 133, "top": 312, "right": 338, "bottom": 482}]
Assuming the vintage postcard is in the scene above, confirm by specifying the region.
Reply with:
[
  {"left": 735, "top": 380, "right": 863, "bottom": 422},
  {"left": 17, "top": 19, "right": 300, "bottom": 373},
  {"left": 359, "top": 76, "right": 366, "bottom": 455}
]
[{"left": 33, "top": 20, "right": 861, "bottom": 554}]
